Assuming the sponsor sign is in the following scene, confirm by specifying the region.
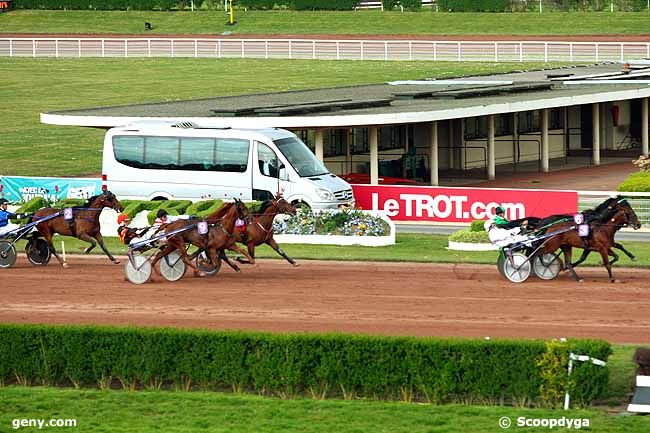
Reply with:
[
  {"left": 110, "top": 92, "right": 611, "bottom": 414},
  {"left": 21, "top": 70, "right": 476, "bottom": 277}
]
[
  {"left": 0, "top": 1, "right": 12, "bottom": 12},
  {"left": 352, "top": 185, "right": 578, "bottom": 223},
  {"left": 0, "top": 176, "right": 102, "bottom": 203}
]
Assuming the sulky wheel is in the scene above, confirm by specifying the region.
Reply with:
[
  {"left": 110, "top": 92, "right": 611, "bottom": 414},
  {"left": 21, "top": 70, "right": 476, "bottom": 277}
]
[
  {"left": 0, "top": 241, "right": 17, "bottom": 269},
  {"left": 159, "top": 251, "right": 186, "bottom": 282},
  {"left": 25, "top": 238, "right": 51, "bottom": 266},
  {"left": 496, "top": 253, "right": 506, "bottom": 277},
  {"left": 532, "top": 252, "right": 563, "bottom": 280},
  {"left": 124, "top": 252, "right": 151, "bottom": 285},
  {"left": 196, "top": 250, "right": 221, "bottom": 277},
  {"left": 501, "top": 252, "right": 532, "bottom": 283}
]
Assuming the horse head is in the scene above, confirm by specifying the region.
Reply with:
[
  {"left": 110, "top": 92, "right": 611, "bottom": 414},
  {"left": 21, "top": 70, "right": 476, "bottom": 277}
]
[
  {"left": 233, "top": 198, "right": 251, "bottom": 222},
  {"left": 614, "top": 198, "right": 641, "bottom": 230},
  {"left": 89, "top": 191, "right": 124, "bottom": 212},
  {"left": 273, "top": 196, "right": 297, "bottom": 216}
]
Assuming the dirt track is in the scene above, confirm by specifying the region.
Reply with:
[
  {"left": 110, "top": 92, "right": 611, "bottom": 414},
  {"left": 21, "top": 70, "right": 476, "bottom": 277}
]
[{"left": 2, "top": 256, "right": 649, "bottom": 344}]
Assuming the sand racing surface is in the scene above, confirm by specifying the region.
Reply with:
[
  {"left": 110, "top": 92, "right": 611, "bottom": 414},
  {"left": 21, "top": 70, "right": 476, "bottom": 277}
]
[{"left": 1, "top": 256, "right": 649, "bottom": 344}]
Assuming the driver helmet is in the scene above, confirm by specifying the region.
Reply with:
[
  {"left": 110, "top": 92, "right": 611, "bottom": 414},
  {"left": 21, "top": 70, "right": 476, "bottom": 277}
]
[
  {"left": 117, "top": 213, "right": 130, "bottom": 225},
  {"left": 484, "top": 219, "right": 495, "bottom": 232},
  {"left": 156, "top": 209, "right": 169, "bottom": 219},
  {"left": 495, "top": 206, "right": 505, "bottom": 215}
]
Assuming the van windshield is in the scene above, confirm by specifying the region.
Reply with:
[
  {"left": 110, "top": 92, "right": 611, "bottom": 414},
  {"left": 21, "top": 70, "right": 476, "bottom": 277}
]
[{"left": 274, "top": 137, "right": 329, "bottom": 177}]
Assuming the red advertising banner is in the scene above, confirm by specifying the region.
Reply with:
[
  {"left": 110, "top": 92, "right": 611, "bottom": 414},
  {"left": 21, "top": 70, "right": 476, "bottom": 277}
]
[{"left": 352, "top": 185, "right": 578, "bottom": 223}]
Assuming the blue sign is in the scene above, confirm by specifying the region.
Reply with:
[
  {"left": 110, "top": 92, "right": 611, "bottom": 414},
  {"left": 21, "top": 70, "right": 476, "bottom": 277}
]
[{"left": 0, "top": 176, "right": 102, "bottom": 203}]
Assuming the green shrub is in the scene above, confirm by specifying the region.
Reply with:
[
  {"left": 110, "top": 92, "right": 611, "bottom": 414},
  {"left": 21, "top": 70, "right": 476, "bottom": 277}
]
[
  {"left": 400, "top": 0, "right": 421, "bottom": 11},
  {"left": 448, "top": 229, "right": 489, "bottom": 243},
  {"left": 0, "top": 324, "right": 611, "bottom": 406},
  {"left": 292, "top": 0, "right": 359, "bottom": 10},
  {"left": 56, "top": 198, "right": 86, "bottom": 208},
  {"left": 16, "top": 197, "right": 49, "bottom": 213},
  {"left": 470, "top": 220, "right": 486, "bottom": 232},
  {"left": 155, "top": 200, "right": 193, "bottom": 214},
  {"left": 618, "top": 172, "right": 650, "bottom": 192},
  {"left": 382, "top": 0, "right": 400, "bottom": 10},
  {"left": 438, "top": 0, "right": 509, "bottom": 12}
]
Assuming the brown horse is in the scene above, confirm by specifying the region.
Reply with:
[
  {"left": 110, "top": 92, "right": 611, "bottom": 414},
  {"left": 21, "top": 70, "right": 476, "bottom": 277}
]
[
  {"left": 225, "top": 196, "right": 298, "bottom": 268},
  {"left": 542, "top": 199, "right": 641, "bottom": 282},
  {"left": 33, "top": 191, "right": 124, "bottom": 268},
  {"left": 149, "top": 199, "right": 254, "bottom": 277}
]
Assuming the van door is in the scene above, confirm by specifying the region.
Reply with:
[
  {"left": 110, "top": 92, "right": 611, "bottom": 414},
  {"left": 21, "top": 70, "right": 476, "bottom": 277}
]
[{"left": 253, "top": 141, "right": 284, "bottom": 201}]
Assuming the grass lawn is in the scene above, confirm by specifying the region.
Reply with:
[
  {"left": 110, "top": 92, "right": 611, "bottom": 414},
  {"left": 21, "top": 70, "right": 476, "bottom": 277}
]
[
  {"left": 2, "top": 10, "right": 650, "bottom": 36},
  {"left": 0, "top": 58, "right": 558, "bottom": 177},
  {"left": 22, "top": 232, "right": 650, "bottom": 268},
  {"left": 0, "top": 385, "right": 648, "bottom": 433}
]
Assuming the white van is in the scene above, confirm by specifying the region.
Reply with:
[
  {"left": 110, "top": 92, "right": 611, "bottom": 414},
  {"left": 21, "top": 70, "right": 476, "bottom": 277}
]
[{"left": 101, "top": 121, "right": 354, "bottom": 209}]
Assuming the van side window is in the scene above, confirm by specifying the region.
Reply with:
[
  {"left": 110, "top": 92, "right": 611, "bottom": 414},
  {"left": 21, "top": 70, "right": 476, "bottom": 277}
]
[
  {"left": 216, "top": 138, "right": 250, "bottom": 172},
  {"left": 180, "top": 137, "right": 216, "bottom": 170},
  {"left": 257, "top": 142, "right": 279, "bottom": 178},
  {"left": 113, "top": 135, "right": 250, "bottom": 172},
  {"left": 145, "top": 136, "right": 179, "bottom": 168}
]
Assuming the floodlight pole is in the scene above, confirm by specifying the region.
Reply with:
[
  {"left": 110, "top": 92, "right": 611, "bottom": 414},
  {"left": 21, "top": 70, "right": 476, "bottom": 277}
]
[{"left": 563, "top": 352, "right": 607, "bottom": 410}]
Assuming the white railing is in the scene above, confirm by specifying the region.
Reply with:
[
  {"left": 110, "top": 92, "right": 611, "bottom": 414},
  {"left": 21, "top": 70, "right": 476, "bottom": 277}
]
[
  {"left": 2, "top": 37, "right": 650, "bottom": 62},
  {"left": 578, "top": 191, "right": 650, "bottom": 227}
]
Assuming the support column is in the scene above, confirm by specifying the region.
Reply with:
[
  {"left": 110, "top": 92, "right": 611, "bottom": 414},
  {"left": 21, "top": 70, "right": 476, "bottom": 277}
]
[
  {"left": 487, "top": 114, "right": 495, "bottom": 180},
  {"left": 430, "top": 121, "right": 439, "bottom": 186},
  {"left": 541, "top": 108, "right": 549, "bottom": 172},
  {"left": 314, "top": 129, "right": 324, "bottom": 161},
  {"left": 448, "top": 119, "right": 455, "bottom": 169},
  {"left": 643, "top": 97, "right": 649, "bottom": 156},
  {"left": 592, "top": 103, "right": 600, "bottom": 165},
  {"left": 369, "top": 126, "right": 379, "bottom": 185},
  {"left": 512, "top": 112, "right": 519, "bottom": 171}
]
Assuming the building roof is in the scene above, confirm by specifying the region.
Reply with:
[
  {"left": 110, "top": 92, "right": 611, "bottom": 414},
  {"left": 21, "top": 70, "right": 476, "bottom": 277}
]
[{"left": 41, "top": 63, "right": 650, "bottom": 129}]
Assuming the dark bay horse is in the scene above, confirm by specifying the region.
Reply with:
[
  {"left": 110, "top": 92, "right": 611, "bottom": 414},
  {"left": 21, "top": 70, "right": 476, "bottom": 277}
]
[
  {"left": 541, "top": 199, "right": 641, "bottom": 282},
  {"left": 33, "top": 191, "right": 124, "bottom": 268},
  {"left": 225, "top": 195, "right": 298, "bottom": 268},
  {"left": 149, "top": 199, "right": 254, "bottom": 276}
]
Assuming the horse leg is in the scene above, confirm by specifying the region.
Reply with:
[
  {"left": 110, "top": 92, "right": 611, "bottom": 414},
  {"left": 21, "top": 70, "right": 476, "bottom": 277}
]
[
  {"left": 94, "top": 233, "right": 120, "bottom": 264},
  {"left": 219, "top": 249, "right": 241, "bottom": 272},
  {"left": 77, "top": 233, "right": 97, "bottom": 255},
  {"left": 43, "top": 231, "right": 68, "bottom": 268},
  {"left": 267, "top": 238, "right": 297, "bottom": 266},
  {"left": 571, "top": 249, "right": 590, "bottom": 268},
  {"left": 234, "top": 243, "right": 255, "bottom": 265},
  {"left": 613, "top": 242, "right": 636, "bottom": 261},
  {"left": 150, "top": 243, "right": 177, "bottom": 275},
  {"left": 601, "top": 248, "right": 619, "bottom": 283},
  {"left": 229, "top": 243, "right": 256, "bottom": 265},
  {"left": 562, "top": 246, "right": 582, "bottom": 282}
]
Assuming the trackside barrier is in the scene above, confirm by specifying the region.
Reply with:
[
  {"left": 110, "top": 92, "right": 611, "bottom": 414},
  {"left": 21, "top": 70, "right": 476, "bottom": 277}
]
[
  {"left": 578, "top": 191, "right": 650, "bottom": 228},
  {"left": 2, "top": 38, "right": 650, "bottom": 62}
]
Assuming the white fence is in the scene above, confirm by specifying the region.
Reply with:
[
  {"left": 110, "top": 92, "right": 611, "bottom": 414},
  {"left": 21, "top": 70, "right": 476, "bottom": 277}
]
[
  {"left": 2, "top": 37, "right": 650, "bottom": 62},
  {"left": 579, "top": 191, "right": 650, "bottom": 227}
]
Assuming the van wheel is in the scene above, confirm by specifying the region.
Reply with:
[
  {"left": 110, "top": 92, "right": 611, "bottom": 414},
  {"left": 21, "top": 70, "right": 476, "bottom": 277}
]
[{"left": 152, "top": 196, "right": 168, "bottom": 201}]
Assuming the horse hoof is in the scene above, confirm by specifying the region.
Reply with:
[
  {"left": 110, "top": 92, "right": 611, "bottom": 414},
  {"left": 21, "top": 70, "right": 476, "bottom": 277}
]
[
  {"left": 113, "top": 260, "right": 121, "bottom": 265},
  {"left": 62, "top": 263, "right": 69, "bottom": 269},
  {"left": 631, "top": 257, "right": 637, "bottom": 262},
  {"left": 293, "top": 263, "right": 300, "bottom": 267},
  {"left": 578, "top": 279, "right": 584, "bottom": 283}
]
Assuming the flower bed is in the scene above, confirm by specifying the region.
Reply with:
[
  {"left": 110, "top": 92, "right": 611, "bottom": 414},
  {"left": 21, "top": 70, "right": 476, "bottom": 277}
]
[
  {"left": 273, "top": 208, "right": 395, "bottom": 246},
  {"left": 447, "top": 220, "right": 497, "bottom": 251}
]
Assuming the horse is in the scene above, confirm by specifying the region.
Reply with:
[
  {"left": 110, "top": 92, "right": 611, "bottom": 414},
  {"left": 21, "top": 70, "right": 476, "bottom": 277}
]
[
  {"left": 540, "top": 199, "right": 641, "bottom": 282},
  {"left": 148, "top": 199, "right": 253, "bottom": 277},
  {"left": 223, "top": 195, "right": 298, "bottom": 268},
  {"left": 512, "top": 196, "right": 638, "bottom": 262},
  {"left": 33, "top": 191, "right": 124, "bottom": 268}
]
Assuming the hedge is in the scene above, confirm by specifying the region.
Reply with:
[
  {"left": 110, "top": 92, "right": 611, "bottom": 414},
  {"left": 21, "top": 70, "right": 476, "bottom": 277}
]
[
  {"left": 617, "top": 172, "right": 650, "bottom": 192},
  {"left": 438, "top": 0, "right": 510, "bottom": 12},
  {"left": 448, "top": 229, "right": 489, "bottom": 243},
  {"left": 0, "top": 324, "right": 610, "bottom": 406},
  {"left": 14, "top": 0, "right": 363, "bottom": 10}
]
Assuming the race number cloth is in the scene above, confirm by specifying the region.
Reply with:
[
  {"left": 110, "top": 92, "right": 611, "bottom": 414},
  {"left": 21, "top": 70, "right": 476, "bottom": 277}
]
[
  {"left": 235, "top": 218, "right": 246, "bottom": 233},
  {"left": 197, "top": 221, "right": 208, "bottom": 235},
  {"left": 578, "top": 224, "right": 590, "bottom": 237},
  {"left": 574, "top": 213, "right": 584, "bottom": 224},
  {"left": 352, "top": 185, "right": 578, "bottom": 224},
  {"left": 63, "top": 208, "right": 73, "bottom": 220}
]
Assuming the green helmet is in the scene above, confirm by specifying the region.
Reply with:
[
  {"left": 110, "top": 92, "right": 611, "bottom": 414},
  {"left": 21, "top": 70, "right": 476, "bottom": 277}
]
[{"left": 495, "top": 206, "right": 505, "bottom": 215}]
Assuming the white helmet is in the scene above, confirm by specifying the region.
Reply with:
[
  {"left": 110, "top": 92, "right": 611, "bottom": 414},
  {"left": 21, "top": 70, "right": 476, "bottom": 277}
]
[{"left": 484, "top": 219, "right": 495, "bottom": 232}]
